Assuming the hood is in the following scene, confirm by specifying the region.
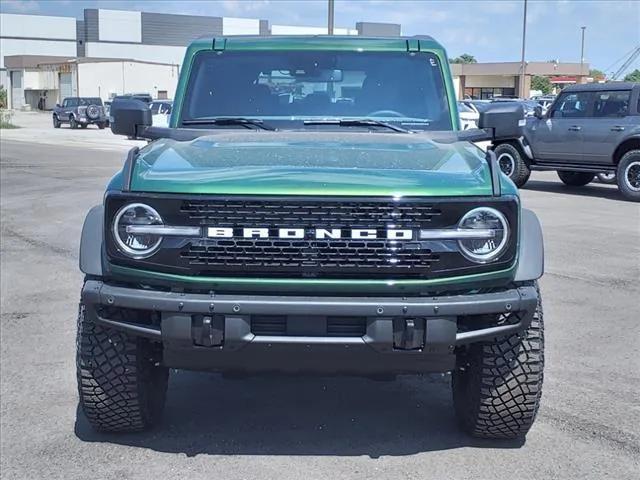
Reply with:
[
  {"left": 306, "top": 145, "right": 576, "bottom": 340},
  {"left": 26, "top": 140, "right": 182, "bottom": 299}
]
[{"left": 129, "top": 131, "right": 496, "bottom": 197}]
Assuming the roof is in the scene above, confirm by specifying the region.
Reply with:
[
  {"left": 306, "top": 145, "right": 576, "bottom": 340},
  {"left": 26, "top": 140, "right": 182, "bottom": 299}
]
[
  {"left": 563, "top": 82, "right": 639, "bottom": 92},
  {"left": 4, "top": 54, "right": 178, "bottom": 69},
  {"left": 3, "top": 55, "right": 76, "bottom": 69},
  {"left": 201, "top": 35, "right": 444, "bottom": 52},
  {"left": 451, "top": 61, "right": 588, "bottom": 77}
]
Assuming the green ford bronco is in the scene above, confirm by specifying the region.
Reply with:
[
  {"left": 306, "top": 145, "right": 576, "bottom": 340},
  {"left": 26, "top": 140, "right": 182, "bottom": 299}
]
[{"left": 77, "top": 36, "right": 545, "bottom": 439}]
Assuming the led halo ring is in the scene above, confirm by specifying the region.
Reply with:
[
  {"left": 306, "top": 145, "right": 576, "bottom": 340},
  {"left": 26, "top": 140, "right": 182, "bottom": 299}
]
[
  {"left": 457, "top": 207, "right": 509, "bottom": 263},
  {"left": 112, "top": 202, "right": 164, "bottom": 258}
]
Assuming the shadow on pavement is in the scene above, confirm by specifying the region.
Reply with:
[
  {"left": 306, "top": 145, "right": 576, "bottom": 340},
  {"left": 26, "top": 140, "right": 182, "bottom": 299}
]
[
  {"left": 523, "top": 179, "right": 629, "bottom": 202},
  {"left": 74, "top": 372, "right": 524, "bottom": 457}
]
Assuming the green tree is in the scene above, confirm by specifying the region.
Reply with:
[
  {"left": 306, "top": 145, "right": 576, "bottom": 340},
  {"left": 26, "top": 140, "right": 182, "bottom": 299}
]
[
  {"left": 531, "top": 75, "right": 553, "bottom": 95},
  {"left": 623, "top": 69, "right": 640, "bottom": 82},
  {"left": 449, "top": 53, "right": 477, "bottom": 64},
  {"left": 0, "top": 86, "right": 7, "bottom": 109},
  {"left": 589, "top": 68, "right": 605, "bottom": 80}
]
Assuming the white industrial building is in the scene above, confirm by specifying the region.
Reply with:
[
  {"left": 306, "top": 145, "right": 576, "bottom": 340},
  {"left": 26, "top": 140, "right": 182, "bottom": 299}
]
[{"left": 0, "top": 9, "right": 399, "bottom": 110}]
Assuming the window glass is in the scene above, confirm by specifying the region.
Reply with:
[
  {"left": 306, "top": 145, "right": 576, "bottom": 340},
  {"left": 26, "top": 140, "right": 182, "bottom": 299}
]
[
  {"left": 551, "top": 92, "right": 592, "bottom": 118},
  {"left": 78, "top": 97, "right": 103, "bottom": 106},
  {"left": 62, "top": 99, "right": 68, "bottom": 108},
  {"left": 68, "top": 98, "right": 78, "bottom": 107},
  {"left": 182, "top": 50, "right": 452, "bottom": 130},
  {"left": 593, "top": 90, "right": 631, "bottom": 117}
]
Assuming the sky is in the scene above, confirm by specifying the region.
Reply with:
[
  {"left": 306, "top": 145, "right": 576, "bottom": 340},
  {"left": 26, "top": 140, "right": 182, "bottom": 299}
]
[{"left": 1, "top": 0, "right": 639, "bottom": 74}]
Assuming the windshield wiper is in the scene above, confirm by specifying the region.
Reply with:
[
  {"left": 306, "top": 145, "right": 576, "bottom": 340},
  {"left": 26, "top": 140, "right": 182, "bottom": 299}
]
[
  {"left": 303, "top": 119, "right": 411, "bottom": 133},
  {"left": 182, "top": 117, "right": 276, "bottom": 131}
]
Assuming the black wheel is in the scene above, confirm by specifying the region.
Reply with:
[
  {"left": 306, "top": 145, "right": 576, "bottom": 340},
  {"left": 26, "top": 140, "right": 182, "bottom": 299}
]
[
  {"left": 52, "top": 115, "right": 61, "bottom": 128},
  {"left": 596, "top": 172, "right": 616, "bottom": 184},
  {"left": 76, "top": 303, "right": 168, "bottom": 432},
  {"left": 493, "top": 143, "right": 531, "bottom": 188},
  {"left": 557, "top": 171, "right": 594, "bottom": 186},
  {"left": 69, "top": 116, "right": 78, "bottom": 129},
  {"left": 98, "top": 122, "right": 106, "bottom": 130},
  {"left": 452, "top": 282, "right": 544, "bottom": 439},
  {"left": 616, "top": 149, "right": 640, "bottom": 202}
]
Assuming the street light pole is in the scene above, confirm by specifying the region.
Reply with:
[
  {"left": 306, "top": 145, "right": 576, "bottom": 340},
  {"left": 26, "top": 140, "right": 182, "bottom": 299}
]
[
  {"left": 328, "top": 0, "right": 334, "bottom": 35},
  {"left": 580, "top": 26, "right": 586, "bottom": 80},
  {"left": 519, "top": 0, "right": 528, "bottom": 98}
]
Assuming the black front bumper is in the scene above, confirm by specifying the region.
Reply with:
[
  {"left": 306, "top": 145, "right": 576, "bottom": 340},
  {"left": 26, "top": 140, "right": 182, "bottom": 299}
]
[{"left": 81, "top": 281, "right": 538, "bottom": 375}]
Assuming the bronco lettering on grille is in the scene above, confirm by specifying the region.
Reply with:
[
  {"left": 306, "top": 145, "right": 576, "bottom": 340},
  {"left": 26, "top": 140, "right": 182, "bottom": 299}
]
[{"left": 206, "top": 227, "right": 414, "bottom": 240}]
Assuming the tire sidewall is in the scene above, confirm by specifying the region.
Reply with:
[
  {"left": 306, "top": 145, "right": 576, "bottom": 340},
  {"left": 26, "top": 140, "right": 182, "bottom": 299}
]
[
  {"left": 493, "top": 143, "right": 530, "bottom": 188},
  {"left": 53, "top": 115, "right": 60, "bottom": 128},
  {"left": 70, "top": 116, "right": 77, "bottom": 129},
  {"left": 616, "top": 150, "right": 640, "bottom": 201}
]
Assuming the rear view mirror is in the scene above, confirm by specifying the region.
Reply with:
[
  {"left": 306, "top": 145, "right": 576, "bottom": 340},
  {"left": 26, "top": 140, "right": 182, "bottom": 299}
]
[
  {"left": 110, "top": 99, "right": 152, "bottom": 138},
  {"left": 292, "top": 68, "right": 343, "bottom": 82},
  {"left": 478, "top": 103, "right": 525, "bottom": 140}
]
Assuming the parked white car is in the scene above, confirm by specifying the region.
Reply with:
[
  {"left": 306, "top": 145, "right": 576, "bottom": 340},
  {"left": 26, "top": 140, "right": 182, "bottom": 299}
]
[
  {"left": 457, "top": 101, "right": 479, "bottom": 129},
  {"left": 150, "top": 100, "right": 173, "bottom": 127}
]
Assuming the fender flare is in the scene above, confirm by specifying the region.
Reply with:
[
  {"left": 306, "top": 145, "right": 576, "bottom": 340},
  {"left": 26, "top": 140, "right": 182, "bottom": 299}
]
[
  {"left": 79, "top": 205, "right": 104, "bottom": 277},
  {"left": 514, "top": 208, "right": 544, "bottom": 282}
]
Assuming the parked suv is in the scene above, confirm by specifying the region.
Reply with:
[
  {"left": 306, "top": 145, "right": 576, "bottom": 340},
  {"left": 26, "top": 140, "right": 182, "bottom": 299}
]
[
  {"left": 492, "top": 82, "right": 640, "bottom": 201},
  {"left": 77, "top": 36, "right": 545, "bottom": 439},
  {"left": 53, "top": 97, "right": 108, "bottom": 129}
]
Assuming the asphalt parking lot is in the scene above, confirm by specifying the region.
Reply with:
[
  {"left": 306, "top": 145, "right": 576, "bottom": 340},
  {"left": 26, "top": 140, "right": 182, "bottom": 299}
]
[{"left": 1, "top": 114, "right": 639, "bottom": 480}]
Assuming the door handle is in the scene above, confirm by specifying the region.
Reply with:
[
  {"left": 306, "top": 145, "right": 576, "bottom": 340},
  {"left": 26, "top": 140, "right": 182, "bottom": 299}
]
[
  {"left": 568, "top": 126, "right": 582, "bottom": 131},
  {"left": 611, "top": 126, "right": 625, "bottom": 132}
]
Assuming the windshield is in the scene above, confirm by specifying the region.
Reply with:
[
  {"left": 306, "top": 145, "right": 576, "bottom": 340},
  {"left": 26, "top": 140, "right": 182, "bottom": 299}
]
[
  {"left": 151, "top": 102, "right": 172, "bottom": 115},
  {"left": 79, "top": 98, "right": 103, "bottom": 106},
  {"left": 181, "top": 50, "right": 452, "bottom": 131},
  {"left": 457, "top": 102, "right": 474, "bottom": 113}
]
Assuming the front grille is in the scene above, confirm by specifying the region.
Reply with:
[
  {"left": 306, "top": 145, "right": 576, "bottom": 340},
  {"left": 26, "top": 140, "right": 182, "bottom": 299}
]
[
  {"left": 181, "top": 239, "right": 439, "bottom": 271},
  {"left": 250, "top": 315, "right": 367, "bottom": 337},
  {"left": 180, "top": 200, "right": 442, "bottom": 227},
  {"left": 106, "top": 195, "right": 519, "bottom": 280}
]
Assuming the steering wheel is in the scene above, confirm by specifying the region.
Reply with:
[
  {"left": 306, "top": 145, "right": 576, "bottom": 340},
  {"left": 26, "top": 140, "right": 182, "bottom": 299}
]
[{"left": 367, "top": 110, "right": 405, "bottom": 118}]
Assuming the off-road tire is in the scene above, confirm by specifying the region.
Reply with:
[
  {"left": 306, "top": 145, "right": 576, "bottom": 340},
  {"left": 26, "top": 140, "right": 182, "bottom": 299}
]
[
  {"left": 557, "top": 171, "right": 594, "bottom": 186},
  {"left": 493, "top": 143, "right": 531, "bottom": 188},
  {"left": 52, "top": 115, "right": 61, "bottom": 128},
  {"left": 616, "top": 149, "right": 640, "bottom": 202},
  {"left": 452, "top": 282, "right": 544, "bottom": 439},
  {"left": 76, "top": 303, "right": 168, "bottom": 432},
  {"left": 69, "top": 116, "right": 78, "bottom": 129}
]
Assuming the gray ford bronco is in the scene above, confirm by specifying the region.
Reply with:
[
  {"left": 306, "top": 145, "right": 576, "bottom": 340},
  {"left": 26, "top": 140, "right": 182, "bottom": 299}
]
[
  {"left": 77, "top": 35, "right": 545, "bottom": 439},
  {"left": 492, "top": 82, "right": 640, "bottom": 201}
]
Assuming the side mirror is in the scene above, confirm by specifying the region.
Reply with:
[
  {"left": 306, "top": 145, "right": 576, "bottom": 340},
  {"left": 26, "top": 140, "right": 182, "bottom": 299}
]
[
  {"left": 533, "top": 105, "right": 544, "bottom": 119},
  {"left": 478, "top": 103, "right": 525, "bottom": 140},
  {"left": 110, "top": 99, "right": 152, "bottom": 138}
]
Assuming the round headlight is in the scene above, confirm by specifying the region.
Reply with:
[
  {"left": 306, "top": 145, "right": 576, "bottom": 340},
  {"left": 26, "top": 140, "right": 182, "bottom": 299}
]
[
  {"left": 112, "top": 203, "right": 163, "bottom": 258},
  {"left": 457, "top": 207, "right": 509, "bottom": 263}
]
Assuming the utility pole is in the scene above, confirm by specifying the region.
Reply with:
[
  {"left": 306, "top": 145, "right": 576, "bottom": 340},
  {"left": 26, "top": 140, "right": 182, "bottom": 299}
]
[
  {"left": 328, "top": 0, "right": 334, "bottom": 35},
  {"left": 580, "top": 26, "right": 586, "bottom": 81},
  {"left": 519, "top": 0, "right": 528, "bottom": 98}
]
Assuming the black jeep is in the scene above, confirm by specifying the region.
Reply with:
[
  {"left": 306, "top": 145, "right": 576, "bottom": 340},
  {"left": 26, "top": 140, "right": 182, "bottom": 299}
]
[{"left": 53, "top": 97, "right": 109, "bottom": 129}]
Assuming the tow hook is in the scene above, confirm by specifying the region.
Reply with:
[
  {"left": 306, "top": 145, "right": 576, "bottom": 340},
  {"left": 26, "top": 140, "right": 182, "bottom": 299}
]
[{"left": 393, "top": 317, "right": 426, "bottom": 350}]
